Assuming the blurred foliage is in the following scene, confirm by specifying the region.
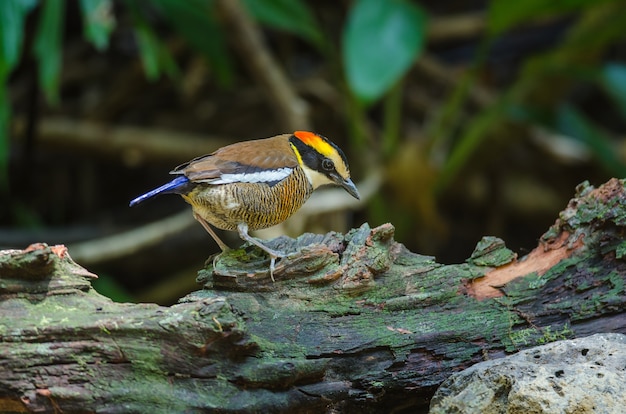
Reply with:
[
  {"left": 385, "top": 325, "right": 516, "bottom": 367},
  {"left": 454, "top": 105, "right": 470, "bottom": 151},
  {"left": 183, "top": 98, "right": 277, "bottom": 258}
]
[
  {"left": 242, "top": 0, "right": 324, "bottom": 49},
  {"left": 32, "top": 0, "right": 64, "bottom": 104},
  {"left": 0, "top": 0, "right": 38, "bottom": 190},
  {"left": 342, "top": 0, "right": 426, "bottom": 104},
  {"left": 2, "top": 0, "right": 624, "bottom": 188},
  {"left": 128, "top": 2, "right": 178, "bottom": 80},
  {"left": 486, "top": 0, "right": 618, "bottom": 35},
  {"left": 79, "top": 0, "right": 114, "bottom": 50},
  {"left": 430, "top": 0, "right": 626, "bottom": 192},
  {"left": 2, "top": 0, "right": 428, "bottom": 187},
  {"left": 90, "top": 271, "right": 135, "bottom": 303}
]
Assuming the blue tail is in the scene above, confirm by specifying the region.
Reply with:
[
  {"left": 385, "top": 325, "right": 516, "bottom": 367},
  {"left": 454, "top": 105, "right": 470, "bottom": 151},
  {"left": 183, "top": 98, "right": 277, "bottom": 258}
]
[{"left": 129, "top": 176, "right": 190, "bottom": 207}]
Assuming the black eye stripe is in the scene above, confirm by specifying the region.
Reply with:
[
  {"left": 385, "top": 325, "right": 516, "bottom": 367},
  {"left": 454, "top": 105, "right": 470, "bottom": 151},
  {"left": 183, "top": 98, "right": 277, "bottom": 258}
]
[{"left": 290, "top": 135, "right": 343, "bottom": 176}]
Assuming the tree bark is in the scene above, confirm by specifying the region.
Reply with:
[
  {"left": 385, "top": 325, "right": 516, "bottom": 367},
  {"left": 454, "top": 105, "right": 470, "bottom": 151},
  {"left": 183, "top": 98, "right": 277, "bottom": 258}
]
[{"left": 1, "top": 178, "right": 626, "bottom": 413}]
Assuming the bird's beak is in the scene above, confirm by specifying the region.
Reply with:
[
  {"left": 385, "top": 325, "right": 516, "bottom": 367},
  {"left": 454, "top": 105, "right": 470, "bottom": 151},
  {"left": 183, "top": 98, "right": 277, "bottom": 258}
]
[{"left": 339, "top": 177, "right": 360, "bottom": 200}]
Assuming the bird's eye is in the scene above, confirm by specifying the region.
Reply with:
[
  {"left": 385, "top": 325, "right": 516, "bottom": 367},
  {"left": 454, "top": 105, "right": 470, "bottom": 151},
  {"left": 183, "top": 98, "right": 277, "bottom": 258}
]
[{"left": 322, "top": 159, "right": 334, "bottom": 171}]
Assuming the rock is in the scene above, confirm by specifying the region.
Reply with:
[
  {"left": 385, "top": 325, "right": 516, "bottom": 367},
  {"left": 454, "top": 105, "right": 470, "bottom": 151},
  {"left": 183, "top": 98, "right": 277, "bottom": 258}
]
[{"left": 429, "top": 333, "right": 626, "bottom": 414}]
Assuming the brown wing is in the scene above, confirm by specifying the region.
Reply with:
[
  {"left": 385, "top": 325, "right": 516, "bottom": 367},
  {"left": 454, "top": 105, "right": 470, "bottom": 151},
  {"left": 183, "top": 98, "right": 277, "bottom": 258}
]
[{"left": 170, "top": 134, "right": 298, "bottom": 182}]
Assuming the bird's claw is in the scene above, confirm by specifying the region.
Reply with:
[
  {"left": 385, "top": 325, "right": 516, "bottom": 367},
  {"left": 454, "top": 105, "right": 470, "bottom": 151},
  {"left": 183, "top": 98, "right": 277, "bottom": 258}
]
[{"left": 267, "top": 250, "right": 287, "bottom": 282}]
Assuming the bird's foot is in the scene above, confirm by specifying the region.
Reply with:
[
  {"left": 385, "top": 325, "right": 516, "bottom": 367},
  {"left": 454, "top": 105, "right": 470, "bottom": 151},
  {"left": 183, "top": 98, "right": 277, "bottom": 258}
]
[
  {"left": 237, "top": 223, "right": 288, "bottom": 282},
  {"left": 264, "top": 248, "right": 287, "bottom": 282},
  {"left": 205, "top": 250, "right": 226, "bottom": 268}
]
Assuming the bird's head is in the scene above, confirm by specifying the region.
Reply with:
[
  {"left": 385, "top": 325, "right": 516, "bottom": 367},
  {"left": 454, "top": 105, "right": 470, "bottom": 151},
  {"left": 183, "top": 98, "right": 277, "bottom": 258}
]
[{"left": 289, "top": 131, "right": 360, "bottom": 199}]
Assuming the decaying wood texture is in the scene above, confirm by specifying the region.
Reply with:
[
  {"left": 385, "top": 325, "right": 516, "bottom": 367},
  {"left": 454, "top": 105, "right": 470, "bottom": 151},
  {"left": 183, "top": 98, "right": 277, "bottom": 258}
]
[{"left": 1, "top": 179, "right": 626, "bottom": 413}]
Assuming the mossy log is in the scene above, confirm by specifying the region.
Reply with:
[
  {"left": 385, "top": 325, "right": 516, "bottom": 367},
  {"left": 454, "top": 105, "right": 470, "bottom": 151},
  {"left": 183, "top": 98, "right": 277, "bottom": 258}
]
[{"left": 2, "top": 178, "right": 626, "bottom": 413}]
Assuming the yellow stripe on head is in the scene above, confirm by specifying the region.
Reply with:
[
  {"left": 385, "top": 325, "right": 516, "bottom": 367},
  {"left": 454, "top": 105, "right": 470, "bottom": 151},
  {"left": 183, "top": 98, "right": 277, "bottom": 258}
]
[
  {"left": 294, "top": 131, "right": 334, "bottom": 158},
  {"left": 289, "top": 142, "right": 303, "bottom": 166},
  {"left": 292, "top": 130, "right": 351, "bottom": 178}
]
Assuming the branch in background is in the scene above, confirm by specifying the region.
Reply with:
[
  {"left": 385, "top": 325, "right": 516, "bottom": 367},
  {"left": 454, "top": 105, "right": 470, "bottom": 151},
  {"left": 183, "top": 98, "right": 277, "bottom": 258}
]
[
  {"left": 12, "top": 117, "right": 231, "bottom": 165},
  {"left": 427, "top": 13, "right": 486, "bottom": 43},
  {"left": 67, "top": 210, "right": 195, "bottom": 265},
  {"left": 216, "top": 0, "right": 311, "bottom": 131}
]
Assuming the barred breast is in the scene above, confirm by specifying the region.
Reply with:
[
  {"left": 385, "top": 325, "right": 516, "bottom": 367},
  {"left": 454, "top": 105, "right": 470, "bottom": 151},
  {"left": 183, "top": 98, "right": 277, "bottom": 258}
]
[{"left": 183, "top": 167, "right": 313, "bottom": 231}]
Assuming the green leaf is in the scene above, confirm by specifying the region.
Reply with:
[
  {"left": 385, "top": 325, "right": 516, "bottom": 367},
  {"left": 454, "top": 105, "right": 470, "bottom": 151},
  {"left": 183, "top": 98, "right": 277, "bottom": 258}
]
[
  {"left": 557, "top": 104, "right": 626, "bottom": 177},
  {"left": 0, "top": 0, "right": 38, "bottom": 78},
  {"left": 127, "top": 1, "right": 178, "bottom": 81},
  {"left": 601, "top": 63, "right": 626, "bottom": 120},
  {"left": 0, "top": 0, "right": 37, "bottom": 191},
  {"left": 487, "top": 0, "right": 612, "bottom": 35},
  {"left": 436, "top": 97, "right": 505, "bottom": 193},
  {"left": 32, "top": 0, "right": 65, "bottom": 104},
  {"left": 91, "top": 274, "right": 135, "bottom": 303},
  {"left": 153, "top": 0, "right": 233, "bottom": 85},
  {"left": 0, "top": 87, "right": 9, "bottom": 190},
  {"left": 342, "top": 0, "right": 426, "bottom": 104},
  {"left": 136, "top": 25, "right": 179, "bottom": 80},
  {"left": 133, "top": 21, "right": 162, "bottom": 80},
  {"left": 242, "top": 0, "right": 324, "bottom": 48},
  {"left": 79, "top": 0, "right": 115, "bottom": 50}
]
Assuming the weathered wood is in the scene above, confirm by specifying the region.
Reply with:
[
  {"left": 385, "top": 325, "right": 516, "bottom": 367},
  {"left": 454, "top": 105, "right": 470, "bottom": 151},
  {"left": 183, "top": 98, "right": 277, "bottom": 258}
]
[{"left": 1, "top": 179, "right": 626, "bottom": 413}]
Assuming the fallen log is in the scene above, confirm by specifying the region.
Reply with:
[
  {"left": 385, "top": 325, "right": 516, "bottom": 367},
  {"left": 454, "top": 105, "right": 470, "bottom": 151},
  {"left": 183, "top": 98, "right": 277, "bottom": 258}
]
[{"left": 1, "top": 178, "right": 625, "bottom": 413}]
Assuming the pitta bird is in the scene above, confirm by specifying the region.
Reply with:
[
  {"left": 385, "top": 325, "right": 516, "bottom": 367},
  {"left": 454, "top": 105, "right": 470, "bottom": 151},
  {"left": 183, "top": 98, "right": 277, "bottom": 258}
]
[{"left": 130, "top": 131, "right": 360, "bottom": 279}]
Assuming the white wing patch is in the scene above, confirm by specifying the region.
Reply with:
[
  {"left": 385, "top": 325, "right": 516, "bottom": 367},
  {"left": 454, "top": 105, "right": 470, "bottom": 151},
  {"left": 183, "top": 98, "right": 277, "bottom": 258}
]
[{"left": 208, "top": 167, "right": 293, "bottom": 184}]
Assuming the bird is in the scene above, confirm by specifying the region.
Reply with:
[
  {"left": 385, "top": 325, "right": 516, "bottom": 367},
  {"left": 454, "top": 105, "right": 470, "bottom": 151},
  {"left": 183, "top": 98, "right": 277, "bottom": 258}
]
[{"left": 129, "top": 131, "right": 360, "bottom": 280}]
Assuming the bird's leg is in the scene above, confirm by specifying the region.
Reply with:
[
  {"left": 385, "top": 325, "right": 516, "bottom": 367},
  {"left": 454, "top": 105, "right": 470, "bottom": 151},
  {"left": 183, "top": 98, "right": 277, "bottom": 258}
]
[
  {"left": 193, "top": 212, "right": 230, "bottom": 252},
  {"left": 237, "top": 223, "right": 285, "bottom": 281},
  {"left": 193, "top": 212, "right": 231, "bottom": 252}
]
